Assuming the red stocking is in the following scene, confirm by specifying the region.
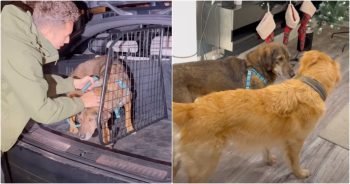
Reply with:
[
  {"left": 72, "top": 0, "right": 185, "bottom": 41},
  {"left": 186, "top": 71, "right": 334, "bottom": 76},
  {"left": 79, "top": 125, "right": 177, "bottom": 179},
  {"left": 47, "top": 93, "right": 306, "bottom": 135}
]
[
  {"left": 298, "top": 1, "right": 316, "bottom": 51},
  {"left": 298, "top": 14, "right": 312, "bottom": 50},
  {"left": 283, "top": 3, "right": 300, "bottom": 45},
  {"left": 265, "top": 32, "right": 274, "bottom": 43},
  {"left": 256, "top": 11, "right": 276, "bottom": 43}
]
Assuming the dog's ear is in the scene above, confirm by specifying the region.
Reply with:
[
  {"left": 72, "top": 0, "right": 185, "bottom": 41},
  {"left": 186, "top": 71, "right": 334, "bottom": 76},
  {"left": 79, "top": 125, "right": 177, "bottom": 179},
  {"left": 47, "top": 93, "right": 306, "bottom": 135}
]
[
  {"left": 272, "top": 44, "right": 290, "bottom": 62},
  {"left": 270, "top": 43, "right": 290, "bottom": 64},
  {"left": 260, "top": 46, "right": 274, "bottom": 71},
  {"left": 75, "top": 112, "right": 83, "bottom": 123},
  {"left": 91, "top": 56, "right": 107, "bottom": 76},
  {"left": 246, "top": 48, "right": 257, "bottom": 67},
  {"left": 246, "top": 44, "right": 274, "bottom": 71},
  {"left": 300, "top": 54, "right": 318, "bottom": 69},
  {"left": 97, "top": 56, "right": 107, "bottom": 73}
]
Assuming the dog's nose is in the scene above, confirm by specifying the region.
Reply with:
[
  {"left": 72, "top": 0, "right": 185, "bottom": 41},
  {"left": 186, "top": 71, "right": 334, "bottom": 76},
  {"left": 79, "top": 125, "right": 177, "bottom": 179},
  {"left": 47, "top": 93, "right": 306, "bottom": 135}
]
[
  {"left": 79, "top": 133, "right": 86, "bottom": 140},
  {"left": 289, "top": 70, "right": 295, "bottom": 78}
]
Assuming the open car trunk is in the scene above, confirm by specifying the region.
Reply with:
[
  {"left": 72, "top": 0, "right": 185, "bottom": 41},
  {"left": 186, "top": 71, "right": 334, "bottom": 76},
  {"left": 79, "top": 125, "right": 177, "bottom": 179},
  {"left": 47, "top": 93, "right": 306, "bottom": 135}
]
[
  {"left": 5, "top": 24, "right": 172, "bottom": 183},
  {"left": 8, "top": 120, "right": 171, "bottom": 182}
]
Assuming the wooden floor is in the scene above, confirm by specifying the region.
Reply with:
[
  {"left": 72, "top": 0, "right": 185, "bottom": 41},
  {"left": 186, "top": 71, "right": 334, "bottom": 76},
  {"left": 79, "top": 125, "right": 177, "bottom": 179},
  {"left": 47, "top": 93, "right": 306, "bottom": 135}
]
[{"left": 175, "top": 27, "right": 349, "bottom": 183}]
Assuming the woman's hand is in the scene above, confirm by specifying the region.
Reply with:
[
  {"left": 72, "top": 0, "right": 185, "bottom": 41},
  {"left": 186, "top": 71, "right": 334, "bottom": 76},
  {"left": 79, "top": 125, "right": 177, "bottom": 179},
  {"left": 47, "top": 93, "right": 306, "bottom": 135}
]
[{"left": 73, "top": 76, "right": 96, "bottom": 91}]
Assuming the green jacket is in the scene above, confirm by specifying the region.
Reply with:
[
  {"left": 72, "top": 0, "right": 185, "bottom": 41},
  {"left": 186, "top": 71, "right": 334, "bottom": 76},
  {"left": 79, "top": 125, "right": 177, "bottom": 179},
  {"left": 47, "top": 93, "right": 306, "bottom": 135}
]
[{"left": 1, "top": 5, "right": 84, "bottom": 152}]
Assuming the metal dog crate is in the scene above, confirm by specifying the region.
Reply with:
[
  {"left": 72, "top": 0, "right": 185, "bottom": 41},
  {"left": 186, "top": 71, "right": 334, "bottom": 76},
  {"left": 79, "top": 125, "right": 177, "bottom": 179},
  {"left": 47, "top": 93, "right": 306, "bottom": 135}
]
[{"left": 90, "top": 26, "right": 172, "bottom": 145}]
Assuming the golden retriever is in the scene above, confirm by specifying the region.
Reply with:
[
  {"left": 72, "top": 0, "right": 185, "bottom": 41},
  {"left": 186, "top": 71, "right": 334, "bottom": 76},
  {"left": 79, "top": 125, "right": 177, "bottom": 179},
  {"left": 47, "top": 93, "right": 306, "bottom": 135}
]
[
  {"left": 173, "top": 50, "right": 341, "bottom": 182},
  {"left": 67, "top": 56, "right": 134, "bottom": 144}
]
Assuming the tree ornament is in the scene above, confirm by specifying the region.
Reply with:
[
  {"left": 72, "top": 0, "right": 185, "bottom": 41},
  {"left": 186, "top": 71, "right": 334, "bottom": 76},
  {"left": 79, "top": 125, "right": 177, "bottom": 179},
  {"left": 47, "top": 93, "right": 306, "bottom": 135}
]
[{"left": 314, "top": 1, "right": 349, "bottom": 34}]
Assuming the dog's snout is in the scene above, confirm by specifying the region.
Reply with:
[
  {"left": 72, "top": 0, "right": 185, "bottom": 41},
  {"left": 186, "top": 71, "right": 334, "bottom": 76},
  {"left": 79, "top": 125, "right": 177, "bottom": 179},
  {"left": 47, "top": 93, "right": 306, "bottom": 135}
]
[
  {"left": 79, "top": 132, "right": 93, "bottom": 140},
  {"left": 289, "top": 70, "right": 295, "bottom": 78},
  {"left": 79, "top": 133, "right": 86, "bottom": 140}
]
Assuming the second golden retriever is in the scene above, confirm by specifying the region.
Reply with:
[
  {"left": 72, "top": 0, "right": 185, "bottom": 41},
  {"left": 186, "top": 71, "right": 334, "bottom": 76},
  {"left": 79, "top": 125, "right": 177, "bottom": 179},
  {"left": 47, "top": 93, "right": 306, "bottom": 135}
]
[{"left": 173, "top": 50, "right": 340, "bottom": 182}]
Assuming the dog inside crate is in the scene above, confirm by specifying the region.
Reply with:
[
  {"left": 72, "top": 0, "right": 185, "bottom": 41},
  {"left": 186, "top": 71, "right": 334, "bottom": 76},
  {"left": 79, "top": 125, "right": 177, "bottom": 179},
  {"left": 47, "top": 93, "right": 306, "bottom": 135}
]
[
  {"left": 44, "top": 26, "right": 171, "bottom": 154},
  {"left": 66, "top": 55, "right": 135, "bottom": 145}
]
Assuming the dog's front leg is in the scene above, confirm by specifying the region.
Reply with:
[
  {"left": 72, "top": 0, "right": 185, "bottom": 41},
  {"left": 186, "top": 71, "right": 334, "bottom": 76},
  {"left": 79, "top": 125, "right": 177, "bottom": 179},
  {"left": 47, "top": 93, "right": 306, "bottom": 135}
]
[
  {"left": 284, "top": 139, "right": 310, "bottom": 179},
  {"left": 264, "top": 148, "right": 277, "bottom": 166},
  {"left": 102, "top": 120, "right": 111, "bottom": 144},
  {"left": 124, "top": 97, "right": 134, "bottom": 133}
]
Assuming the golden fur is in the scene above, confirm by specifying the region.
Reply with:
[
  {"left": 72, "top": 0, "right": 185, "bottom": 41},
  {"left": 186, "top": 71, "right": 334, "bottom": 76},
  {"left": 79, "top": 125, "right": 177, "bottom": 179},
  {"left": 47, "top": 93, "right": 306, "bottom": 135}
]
[
  {"left": 173, "top": 50, "right": 341, "bottom": 182},
  {"left": 67, "top": 56, "right": 134, "bottom": 144}
]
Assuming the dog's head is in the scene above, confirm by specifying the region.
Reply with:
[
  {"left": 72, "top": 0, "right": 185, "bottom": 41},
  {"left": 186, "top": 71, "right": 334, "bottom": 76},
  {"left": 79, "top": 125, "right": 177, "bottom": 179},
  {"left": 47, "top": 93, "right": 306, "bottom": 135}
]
[
  {"left": 71, "top": 56, "right": 107, "bottom": 78},
  {"left": 76, "top": 108, "right": 112, "bottom": 140},
  {"left": 76, "top": 109, "right": 98, "bottom": 140},
  {"left": 297, "top": 50, "right": 341, "bottom": 92},
  {"left": 246, "top": 43, "right": 294, "bottom": 80}
]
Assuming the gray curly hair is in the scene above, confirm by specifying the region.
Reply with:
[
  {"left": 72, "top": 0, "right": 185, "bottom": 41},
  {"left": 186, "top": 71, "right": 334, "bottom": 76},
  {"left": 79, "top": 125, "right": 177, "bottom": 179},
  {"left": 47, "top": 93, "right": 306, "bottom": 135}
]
[{"left": 33, "top": 1, "right": 80, "bottom": 28}]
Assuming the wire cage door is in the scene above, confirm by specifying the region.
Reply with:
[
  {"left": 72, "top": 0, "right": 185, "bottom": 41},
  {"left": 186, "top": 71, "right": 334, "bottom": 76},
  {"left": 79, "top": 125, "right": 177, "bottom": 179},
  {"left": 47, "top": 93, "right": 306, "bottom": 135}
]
[{"left": 94, "top": 26, "right": 171, "bottom": 145}]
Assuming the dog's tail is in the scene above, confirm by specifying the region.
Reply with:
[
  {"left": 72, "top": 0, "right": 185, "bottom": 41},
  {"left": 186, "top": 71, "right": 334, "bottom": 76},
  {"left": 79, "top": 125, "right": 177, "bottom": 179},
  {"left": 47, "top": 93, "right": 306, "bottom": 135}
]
[
  {"left": 172, "top": 102, "right": 193, "bottom": 179},
  {"left": 172, "top": 121, "right": 181, "bottom": 178},
  {"left": 173, "top": 102, "right": 194, "bottom": 128}
]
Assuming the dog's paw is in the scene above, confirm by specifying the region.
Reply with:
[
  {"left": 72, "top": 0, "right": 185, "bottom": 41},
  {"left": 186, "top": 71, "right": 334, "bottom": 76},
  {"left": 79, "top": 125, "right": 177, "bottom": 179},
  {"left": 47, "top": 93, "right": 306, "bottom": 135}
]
[
  {"left": 266, "top": 154, "right": 277, "bottom": 166},
  {"left": 105, "top": 143, "right": 114, "bottom": 149},
  {"left": 126, "top": 127, "right": 135, "bottom": 133},
  {"left": 294, "top": 168, "right": 310, "bottom": 179}
]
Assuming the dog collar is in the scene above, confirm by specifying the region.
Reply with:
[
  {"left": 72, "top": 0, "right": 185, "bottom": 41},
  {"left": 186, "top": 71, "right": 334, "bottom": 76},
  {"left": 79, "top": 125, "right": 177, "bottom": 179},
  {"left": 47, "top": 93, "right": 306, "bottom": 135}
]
[
  {"left": 299, "top": 76, "right": 327, "bottom": 101},
  {"left": 245, "top": 68, "right": 268, "bottom": 89},
  {"left": 113, "top": 80, "right": 129, "bottom": 118}
]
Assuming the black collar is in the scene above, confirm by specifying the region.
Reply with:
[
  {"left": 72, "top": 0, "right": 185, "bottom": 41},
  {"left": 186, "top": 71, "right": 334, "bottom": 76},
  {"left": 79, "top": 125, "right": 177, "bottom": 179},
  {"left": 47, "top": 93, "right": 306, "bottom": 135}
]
[{"left": 299, "top": 76, "right": 327, "bottom": 101}]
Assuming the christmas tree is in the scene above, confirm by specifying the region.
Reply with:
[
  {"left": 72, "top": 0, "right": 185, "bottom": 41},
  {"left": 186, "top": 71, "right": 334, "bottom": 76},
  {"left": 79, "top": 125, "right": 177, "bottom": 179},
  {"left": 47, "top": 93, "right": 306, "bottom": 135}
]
[{"left": 313, "top": 1, "right": 349, "bottom": 34}]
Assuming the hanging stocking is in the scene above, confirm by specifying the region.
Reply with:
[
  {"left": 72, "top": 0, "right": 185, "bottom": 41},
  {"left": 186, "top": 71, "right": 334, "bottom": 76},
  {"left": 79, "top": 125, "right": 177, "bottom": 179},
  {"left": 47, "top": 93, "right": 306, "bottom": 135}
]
[
  {"left": 265, "top": 32, "right": 274, "bottom": 43},
  {"left": 256, "top": 11, "right": 276, "bottom": 43},
  {"left": 298, "top": 0, "right": 316, "bottom": 51},
  {"left": 283, "top": 3, "right": 300, "bottom": 45}
]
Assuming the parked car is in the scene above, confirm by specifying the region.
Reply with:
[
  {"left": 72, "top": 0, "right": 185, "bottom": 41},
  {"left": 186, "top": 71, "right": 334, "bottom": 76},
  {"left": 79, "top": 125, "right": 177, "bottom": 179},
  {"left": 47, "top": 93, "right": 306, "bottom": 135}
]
[{"left": 2, "top": 1, "right": 172, "bottom": 182}]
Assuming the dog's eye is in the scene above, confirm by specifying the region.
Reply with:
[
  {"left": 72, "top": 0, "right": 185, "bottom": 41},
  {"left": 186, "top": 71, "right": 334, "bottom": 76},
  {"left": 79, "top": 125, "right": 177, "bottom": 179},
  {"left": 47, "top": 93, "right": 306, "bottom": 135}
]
[
  {"left": 276, "top": 56, "right": 284, "bottom": 61},
  {"left": 274, "top": 56, "right": 285, "bottom": 64}
]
